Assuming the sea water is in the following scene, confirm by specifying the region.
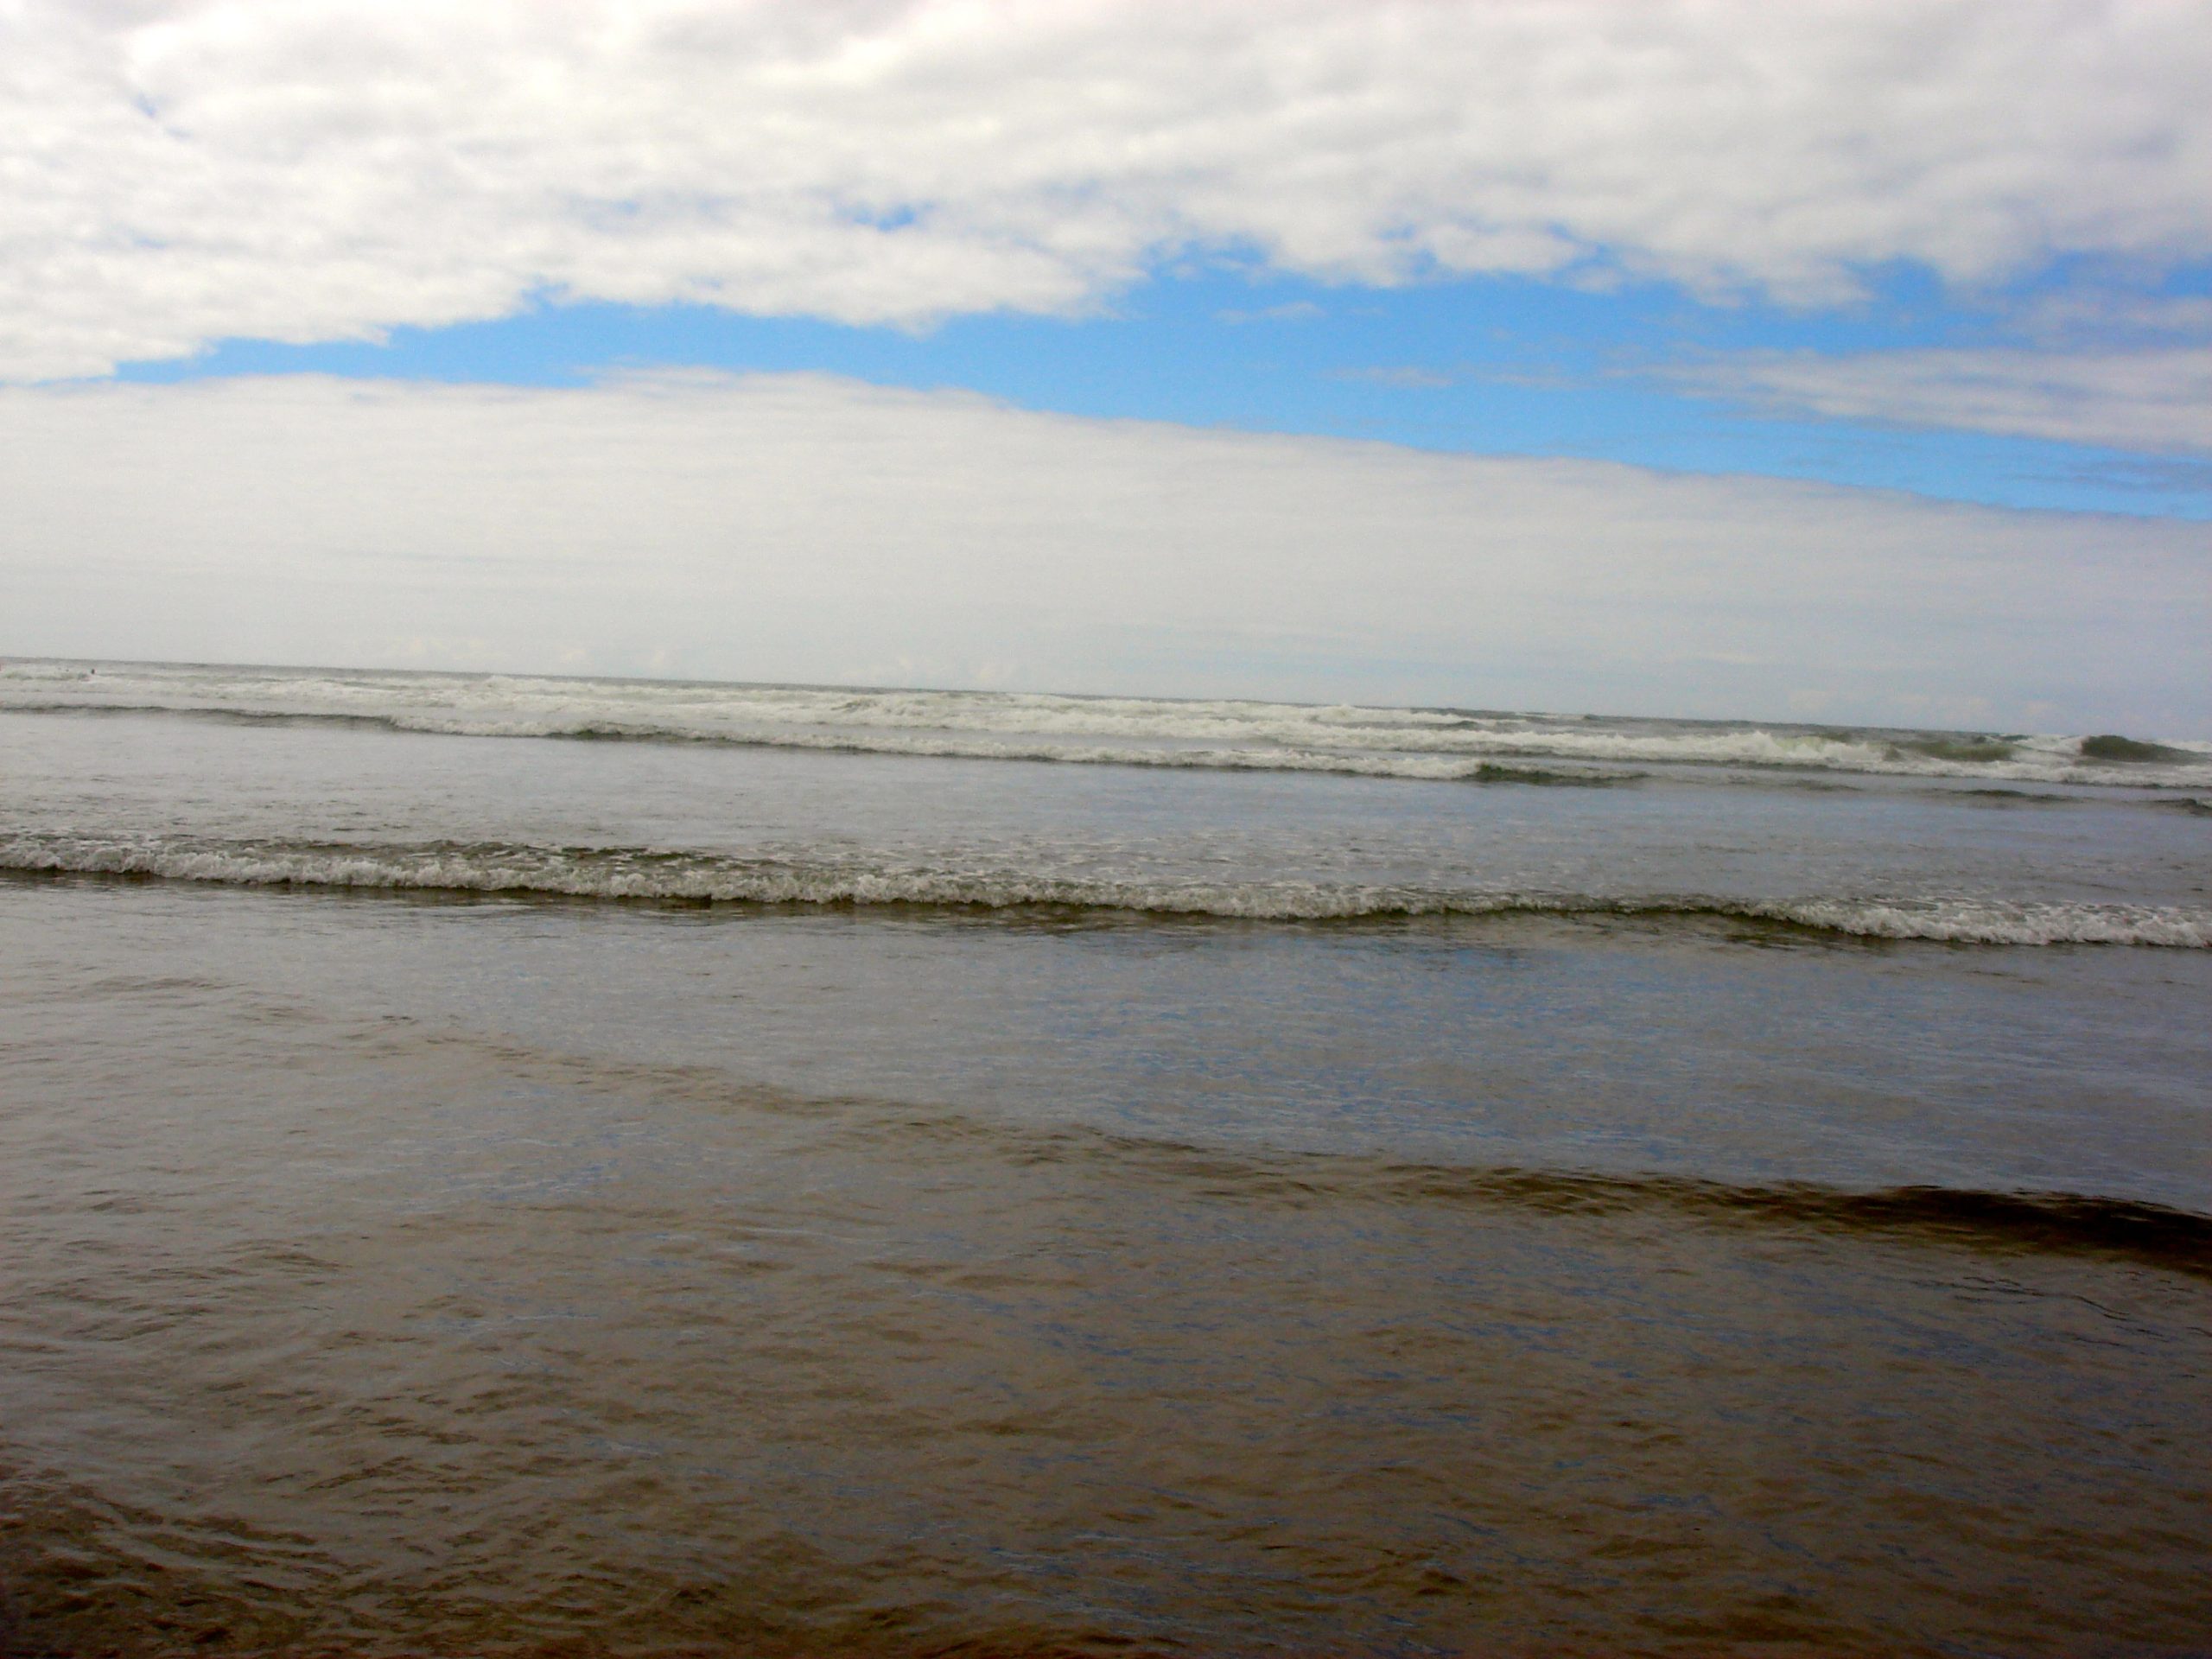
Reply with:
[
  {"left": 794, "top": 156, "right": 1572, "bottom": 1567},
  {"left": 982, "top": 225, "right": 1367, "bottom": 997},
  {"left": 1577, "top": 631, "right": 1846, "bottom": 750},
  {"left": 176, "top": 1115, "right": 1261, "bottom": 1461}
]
[{"left": 2, "top": 659, "right": 2208, "bottom": 1655}]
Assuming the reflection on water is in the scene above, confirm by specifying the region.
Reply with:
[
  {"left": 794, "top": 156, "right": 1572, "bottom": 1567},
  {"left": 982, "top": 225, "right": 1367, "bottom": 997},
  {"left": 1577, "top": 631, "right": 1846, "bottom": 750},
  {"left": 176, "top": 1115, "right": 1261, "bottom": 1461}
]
[{"left": 3, "top": 887, "right": 2208, "bottom": 1656}]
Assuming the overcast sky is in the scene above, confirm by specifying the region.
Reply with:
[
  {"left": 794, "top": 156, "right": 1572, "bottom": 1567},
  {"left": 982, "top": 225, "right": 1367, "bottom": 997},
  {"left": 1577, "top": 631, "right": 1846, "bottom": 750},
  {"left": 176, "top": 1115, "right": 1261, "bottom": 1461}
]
[{"left": 3, "top": 0, "right": 2208, "bottom": 729}]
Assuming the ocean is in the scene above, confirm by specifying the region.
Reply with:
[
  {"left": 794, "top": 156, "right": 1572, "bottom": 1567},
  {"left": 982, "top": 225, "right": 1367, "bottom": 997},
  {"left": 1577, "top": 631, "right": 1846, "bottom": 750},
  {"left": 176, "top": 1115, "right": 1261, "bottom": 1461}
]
[{"left": 2, "top": 658, "right": 2208, "bottom": 1656}]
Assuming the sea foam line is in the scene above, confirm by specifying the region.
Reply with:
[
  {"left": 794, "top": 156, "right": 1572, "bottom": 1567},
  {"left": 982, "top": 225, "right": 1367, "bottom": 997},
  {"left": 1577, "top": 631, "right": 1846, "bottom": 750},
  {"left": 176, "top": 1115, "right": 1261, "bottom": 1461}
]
[
  {"left": 5, "top": 834, "right": 2207, "bottom": 946},
  {"left": 0, "top": 702, "right": 1623, "bottom": 785},
  {"left": 6, "top": 694, "right": 2202, "bottom": 791},
  {"left": 8, "top": 662, "right": 2209, "bottom": 787}
]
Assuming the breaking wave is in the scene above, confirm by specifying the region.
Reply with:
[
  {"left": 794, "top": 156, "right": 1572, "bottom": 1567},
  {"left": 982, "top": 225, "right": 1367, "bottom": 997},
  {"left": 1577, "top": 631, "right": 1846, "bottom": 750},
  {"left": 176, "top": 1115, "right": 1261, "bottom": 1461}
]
[
  {"left": 0, "top": 701, "right": 1626, "bottom": 785},
  {"left": 7, "top": 832, "right": 2207, "bottom": 946},
  {"left": 6, "top": 660, "right": 2209, "bottom": 790}
]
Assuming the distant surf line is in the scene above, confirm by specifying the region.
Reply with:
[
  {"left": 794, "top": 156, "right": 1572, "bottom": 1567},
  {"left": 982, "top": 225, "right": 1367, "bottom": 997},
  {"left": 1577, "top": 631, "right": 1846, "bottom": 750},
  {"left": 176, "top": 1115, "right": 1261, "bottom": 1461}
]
[{"left": 6, "top": 693, "right": 2210, "bottom": 797}]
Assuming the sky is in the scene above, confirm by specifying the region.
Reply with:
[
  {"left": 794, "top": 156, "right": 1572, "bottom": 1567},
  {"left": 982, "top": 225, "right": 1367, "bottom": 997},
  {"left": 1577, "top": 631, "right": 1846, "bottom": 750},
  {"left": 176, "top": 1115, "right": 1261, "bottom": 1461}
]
[{"left": 3, "top": 0, "right": 2209, "bottom": 731}]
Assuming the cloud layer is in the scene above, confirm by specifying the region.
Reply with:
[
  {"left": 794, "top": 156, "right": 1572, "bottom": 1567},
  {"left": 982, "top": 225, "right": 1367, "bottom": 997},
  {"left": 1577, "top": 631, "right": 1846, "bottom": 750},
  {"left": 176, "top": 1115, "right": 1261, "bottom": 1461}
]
[
  {"left": 3, "top": 373, "right": 2203, "bottom": 732},
  {"left": 1687, "top": 347, "right": 2212, "bottom": 456},
  {"left": 6, "top": 0, "right": 2210, "bottom": 380}
]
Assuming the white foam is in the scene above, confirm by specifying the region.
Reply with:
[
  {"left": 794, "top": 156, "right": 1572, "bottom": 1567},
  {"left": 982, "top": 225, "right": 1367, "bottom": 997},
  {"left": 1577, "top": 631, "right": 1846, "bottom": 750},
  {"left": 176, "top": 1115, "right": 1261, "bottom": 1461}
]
[
  {"left": 1738, "top": 898, "right": 2212, "bottom": 948},
  {"left": 6, "top": 658, "right": 2208, "bottom": 790},
  {"left": 7, "top": 833, "right": 2206, "bottom": 946}
]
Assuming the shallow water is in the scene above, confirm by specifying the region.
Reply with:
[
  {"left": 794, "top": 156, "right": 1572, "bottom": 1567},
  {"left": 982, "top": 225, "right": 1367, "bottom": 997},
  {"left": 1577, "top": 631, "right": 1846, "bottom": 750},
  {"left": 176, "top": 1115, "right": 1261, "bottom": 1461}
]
[{"left": 2, "top": 664, "right": 2208, "bottom": 1655}]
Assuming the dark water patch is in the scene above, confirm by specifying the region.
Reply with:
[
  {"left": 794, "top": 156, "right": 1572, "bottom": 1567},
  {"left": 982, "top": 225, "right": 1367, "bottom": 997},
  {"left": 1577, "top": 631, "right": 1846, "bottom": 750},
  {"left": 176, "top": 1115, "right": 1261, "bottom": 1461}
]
[
  {"left": 925, "top": 1123, "right": 2212, "bottom": 1278},
  {"left": 1889, "top": 736, "right": 2017, "bottom": 764},
  {"left": 1465, "top": 762, "right": 1634, "bottom": 786},
  {"left": 1955, "top": 785, "right": 2056, "bottom": 802},
  {"left": 1945, "top": 785, "right": 2212, "bottom": 817},
  {"left": 2081, "top": 734, "right": 2196, "bottom": 763},
  {"left": 1471, "top": 1170, "right": 2212, "bottom": 1276}
]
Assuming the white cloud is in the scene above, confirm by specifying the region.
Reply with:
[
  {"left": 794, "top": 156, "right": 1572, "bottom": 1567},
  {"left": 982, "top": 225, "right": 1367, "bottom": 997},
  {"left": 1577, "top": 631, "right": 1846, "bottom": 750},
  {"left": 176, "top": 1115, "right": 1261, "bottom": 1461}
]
[
  {"left": 1687, "top": 347, "right": 2212, "bottom": 454},
  {"left": 4, "top": 0, "right": 2210, "bottom": 379},
  {"left": 2, "top": 372, "right": 2203, "bottom": 732},
  {"left": 2010, "top": 293, "right": 2212, "bottom": 344}
]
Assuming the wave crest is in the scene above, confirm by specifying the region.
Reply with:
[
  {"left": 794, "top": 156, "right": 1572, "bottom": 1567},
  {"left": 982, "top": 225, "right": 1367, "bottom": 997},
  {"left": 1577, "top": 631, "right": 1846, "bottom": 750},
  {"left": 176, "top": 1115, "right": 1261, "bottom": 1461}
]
[
  {"left": 7, "top": 662, "right": 2209, "bottom": 790},
  {"left": 5, "top": 833, "right": 2206, "bottom": 946}
]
